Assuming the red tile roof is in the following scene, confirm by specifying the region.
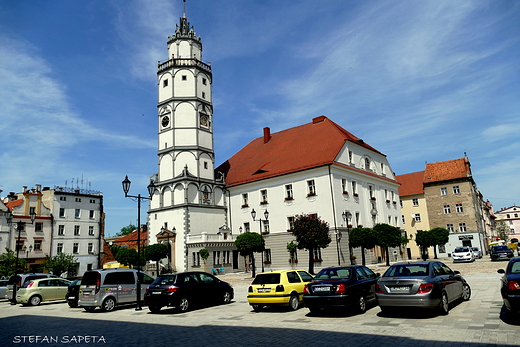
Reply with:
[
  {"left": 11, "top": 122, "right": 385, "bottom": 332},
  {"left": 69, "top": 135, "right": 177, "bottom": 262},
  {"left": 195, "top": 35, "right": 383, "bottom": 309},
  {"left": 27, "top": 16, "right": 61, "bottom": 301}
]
[
  {"left": 102, "top": 241, "right": 116, "bottom": 265},
  {"left": 110, "top": 227, "right": 148, "bottom": 249},
  {"left": 396, "top": 171, "right": 425, "bottom": 196},
  {"left": 5, "top": 199, "right": 23, "bottom": 211},
  {"left": 424, "top": 158, "right": 471, "bottom": 184},
  {"left": 217, "top": 116, "right": 384, "bottom": 187}
]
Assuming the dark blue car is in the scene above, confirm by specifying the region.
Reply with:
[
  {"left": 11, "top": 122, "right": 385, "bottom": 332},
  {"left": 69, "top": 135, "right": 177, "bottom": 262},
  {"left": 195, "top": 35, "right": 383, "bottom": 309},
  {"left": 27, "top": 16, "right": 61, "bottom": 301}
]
[{"left": 498, "top": 257, "right": 520, "bottom": 314}]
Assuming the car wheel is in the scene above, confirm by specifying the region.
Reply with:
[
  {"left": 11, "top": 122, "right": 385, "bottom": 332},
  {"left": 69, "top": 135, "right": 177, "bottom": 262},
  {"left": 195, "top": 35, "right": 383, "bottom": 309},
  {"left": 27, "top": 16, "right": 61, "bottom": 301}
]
[
  {"left": 101, "top": 297, "right": 116, "bottom": 312},
  {"left": 29, "top": 295, "right": 42, "bottom": 306},
  {"left": 177, "top": 297, "right": 189, "bottom": 312},
  {"left": 221, "top": 291, "right": 232, "bottom": 304},
  {"left": 149, "top": 305, "right": 162, "bottom": 313},
  {"left": 68, "top": 301, "right": 78, "bottom": 308},
  {"left": 83, "top": 306, "right": 96, "bottom": 312},
  {"left": 438, "top": 292, "right": 449, "bottom": 315},
  {"left": 461, "top": 283, "right": 471, "bottom": 301},
  {"left": 308, "top": 307, "right": 320, "bottom": 315},
  {"left": 288, "top": 294, "right": 299, "bottom": 311},
  {"left": 357, "top": 296, "right": 367, "bottom": 314},
  {"left": 251, "top": 304, "right": 263, "bottom": 312}
]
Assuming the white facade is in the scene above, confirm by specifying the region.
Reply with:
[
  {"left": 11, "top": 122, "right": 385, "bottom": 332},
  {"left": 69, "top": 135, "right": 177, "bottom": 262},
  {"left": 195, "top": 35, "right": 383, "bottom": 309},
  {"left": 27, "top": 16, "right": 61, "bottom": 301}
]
[{"left": 495, "top": 206, "right": 520, "bottom": 238}]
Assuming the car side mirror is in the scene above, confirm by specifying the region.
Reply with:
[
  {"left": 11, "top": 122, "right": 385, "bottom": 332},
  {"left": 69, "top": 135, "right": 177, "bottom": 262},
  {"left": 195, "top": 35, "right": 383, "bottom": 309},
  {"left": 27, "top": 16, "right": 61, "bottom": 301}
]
[
  {"left": 453, "top": 270, "right": 460, "bottom": 275},
  {"left": 497, "top": 269, "right": 505, "bottom": 274},
  {"left": 375, "top": 273, "right": 381, "bottom": 278}
]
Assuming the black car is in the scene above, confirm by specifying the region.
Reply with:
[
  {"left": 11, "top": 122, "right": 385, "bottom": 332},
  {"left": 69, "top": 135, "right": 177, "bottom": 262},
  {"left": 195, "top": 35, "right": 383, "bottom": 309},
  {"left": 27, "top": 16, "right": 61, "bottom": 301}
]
[
  {"left": 376, "top": 261, "right": 471, "bottom": 315},
  {"left": 303, "top": 265, "right": 379, "bottom": 314},
  {"left": 498, "top": 257, "right": 520, "bottom": 314},
  {"left": 490, "top": 245, "right": 514, "bottom": 261},
  {"left": 144, "top": 271, "right": 233, "bottom": 313},
  {"left": 65, "top": 278, "right": 82, "bottom": 308}
]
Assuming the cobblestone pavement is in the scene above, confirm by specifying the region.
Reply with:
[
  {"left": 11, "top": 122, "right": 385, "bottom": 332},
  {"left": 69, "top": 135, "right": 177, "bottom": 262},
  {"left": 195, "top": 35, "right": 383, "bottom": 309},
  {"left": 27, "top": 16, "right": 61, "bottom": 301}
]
[{"left": 0, "top": 258, "right": 518, "bottom": 347}]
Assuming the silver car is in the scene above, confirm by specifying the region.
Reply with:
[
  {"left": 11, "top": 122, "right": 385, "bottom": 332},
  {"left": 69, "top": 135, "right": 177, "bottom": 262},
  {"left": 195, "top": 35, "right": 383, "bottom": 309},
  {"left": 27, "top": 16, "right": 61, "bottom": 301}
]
[
  {"left": 376, "top": 261, "right": 471, "bottom": 315},
  {"left": 471, "top": 247, "right": 482, "bottom": 259},
  {"left": 452, "top": 247, "right": 475, "bottom": 263}
]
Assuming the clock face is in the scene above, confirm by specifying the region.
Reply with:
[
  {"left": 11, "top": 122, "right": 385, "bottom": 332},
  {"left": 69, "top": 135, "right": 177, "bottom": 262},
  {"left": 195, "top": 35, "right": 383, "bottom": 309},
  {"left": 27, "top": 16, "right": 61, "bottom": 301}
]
[
  {"left": 161, "top": 116, "right": 170, "bottom": 127},
  {"left": 200, "top": 114, "right": 209, "bottom": 128}
]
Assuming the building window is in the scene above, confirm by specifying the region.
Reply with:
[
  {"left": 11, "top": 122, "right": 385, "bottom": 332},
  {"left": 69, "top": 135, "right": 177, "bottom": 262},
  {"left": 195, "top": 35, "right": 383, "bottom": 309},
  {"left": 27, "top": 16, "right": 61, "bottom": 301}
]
[
  {"left": 412, "top": 198, "right": 419, "bottom": 206},
  {"left": 192, "top": 252, "right": 200, "bottom": 267},
  {"left": 243, "top": 222, "right": 250, "bottom": 233},
  {"left": 439, "top": 244, "right": 446, "bottom": 253},
  {"left": 29, "top": 207, "right": 36, "bottom": 216},
  {"left": 34, "top": 240, "right": 42, "bottom": 251},
  {"left": 313, "top": 248, "right": 322, "bottom": 262},
  {"left": 59, "top": 208, "right": 65, "bottom": 218},
  {"left": 288, "top": 216, "right": 295, "bottom": 230},
  {"left": 456, "top": 203, "right": 464, "bottom": 213},
  {"left": 400, "top": 199, "right": 403, "bottom": 207},
  {"left": 74, "top": 225, "right": 80, "bottom": 236},
  {"left": 307, "top": 180, "right": 316, "bottom": 196},
  {"left": 440, "top": 187, "right": 447, "bottom": 196},
  {"left": 182, "top": 75, "right": 187, "bottom": 81},
  {"left": 57, "top": 243, "right": 63, "bottom": 253},
  {"left": 213, "top": 251, "right": 221, "bottom": 265},
  {"left": 204, "top": 161, "right": 208, "bottom": 169},
  {"left": 381, "top": 163, "right": 385, "bottom": 175},
  {"left": 348, "top": 150, "right": 353, "bottom": 163},
  {"left": 202, "top": 77, "right": 207, "bottom": 85},
  {"left": 75, "top": 198, "right": 81, "bottom": 202},
  {"left": 364, "top": 158, "right": 370, "bottom": 170},
  {"left": 443, "top": 205, "right": 451, "bottom": 214},
  {"left": 260, "top": 189, "right": 268, "bottom": 204},
  {"left": 459, "top": 223, "right": 467, "bottom": 232},
  {"left": 73, "top": 243, "right": 79, "bottom": 253},
  {"left": 90, "top": 199, "right": 96, "bottom": 203},
  {"left": 264, "top": 249, "right": 271, "bottom": 264},
  {"left": 242, "top": 193, "right": 249, "bottom": 207},
  {"left": 262, "top": 220, "right": 270, "bottom": 234},
  {"left": 60, "top": 196, "right": 67, "bottom": 201},
  {"left": 35, "top": 222, "right": 43, "bottom": 232},
  {"left": 414, "top": 213, "right": 421, "bottom": 222},
  {"left": 163, "top": 79, "right": 168, "bottom": 87},
  {"left": 341, "top": 178, "right": 347, "bottom": 193},
  {"left": 89, "top": 226, "right": 94, "bottom": 236},
  {"left": 352, "top": 181, "right": 357, "bottom": 196},
  {"left": 202, "top": 92, "right": 206, "bottom": 99},
  {"left": 402, "top": 215, "right": 405, "bottom": 224},
  {"left": 88, "top": 243, "right": 94, "bottom": 254},
  {"left": 453, "top": 186, "right": 460, "bottom": 194},
  {"left": 75, "top": 209, "right": 80, "bottom": 218},
  {"left": 355, "top": 212, "right": 360, "bottom": 226},
  {"left": 369, "top": 185, "right": 374, "bottom": 199},
  {"left": 285, "top": 184, "right": 293, "bottom": 200},
  {"left": 58, "top": 225, "right": 65, "bottom": 236},
  {"left": 89, "top": 210, "right": 94, "bottom": 219},
  {"left": 447, "top": 224, "right": 454, "bottom": 232}
]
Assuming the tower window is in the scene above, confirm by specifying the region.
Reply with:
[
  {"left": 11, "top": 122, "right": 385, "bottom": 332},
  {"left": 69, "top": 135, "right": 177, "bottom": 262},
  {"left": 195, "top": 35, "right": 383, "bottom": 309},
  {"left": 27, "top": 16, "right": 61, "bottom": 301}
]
[
  {"left": 202, "top": 92, "right": 206, "bottom": 99},
  {"left": 182, "top": 75, "right": 187, "bottom": 81},
  {"left": 204, "top": 161, "right": 208, "bottom": 169},
  {"left": 163, "top": 79, "right": 168, "bottom": 87},
  {"left": 202, "top": 78, "right": 207, "bottom": 85}
]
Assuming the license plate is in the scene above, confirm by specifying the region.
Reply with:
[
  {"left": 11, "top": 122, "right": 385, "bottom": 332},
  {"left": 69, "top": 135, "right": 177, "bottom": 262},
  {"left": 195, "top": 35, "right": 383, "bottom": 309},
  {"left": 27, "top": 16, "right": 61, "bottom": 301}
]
[
  {"left": 313, "top": 287, "right": 330, "bottom": 292},
  {"left": 257, "top": 288, "right": 271, "bottom": 293},
  {"left": 390, "top": 286, "right": 409, "bottom": 292},
  {"left": 68, "top": 296, "right": 75, "bottom": 300},
  {"left": 152, "top": 292, "right": 162, "bottom": 294}
]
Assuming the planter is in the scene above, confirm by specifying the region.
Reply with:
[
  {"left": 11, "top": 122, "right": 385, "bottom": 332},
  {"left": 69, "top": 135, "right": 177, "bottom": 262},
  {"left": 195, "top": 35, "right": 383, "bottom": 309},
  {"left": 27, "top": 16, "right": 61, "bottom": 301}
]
[
  {"left": 260, "top": 201, "right": 268, "bottom": 205},
  {"left": 307, "top": 193, "right": 316, "bottom": 197},
  {"left": 284, "top": 197, "right": 294, "bottom": 201},
  {"left": 353, "top": 193, "right": 359, "bottom": 197},
  {"left": 371, "top": 197, "right": 376, "bottom": 200},
  {"left": 342, "top": 191, "right": 348, "bottom": 195},
  {"left": 386, "top": 200, "right": 391, "bottom": 203},
  {"left": 241, "top": 204, "right": 249, "bottom": 208}
]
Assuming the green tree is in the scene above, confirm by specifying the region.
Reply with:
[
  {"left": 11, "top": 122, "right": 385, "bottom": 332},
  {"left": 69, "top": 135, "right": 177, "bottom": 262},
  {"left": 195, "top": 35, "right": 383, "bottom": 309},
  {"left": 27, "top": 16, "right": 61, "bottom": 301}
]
[
  {"left": 415, "top": 229, "right": 435, "bottom": 260},
  {"left": 199, "top": 248, "right": 210, "bottom": 272},
  {"left": 349, "top": 227, "right": 377, "bottom": 265},
  {"left": 145, "top": 243, "right": 168, "bottom": 275},
  {"left": 115, "top": 223, "right": 137, "bottom": 237},
  {"left": 115, "top": 248, "right": 138, "bottom": 267},
  {"left": 291, "top": 214, "right": 331, "bottom": 274},
  {"left": 0, "top": 248, "right": 27, "bottom": 276},
  {"left": 287, "top": 241, "right": 298, "bottom": 268},
  {"left": 40, "top": 253, "right": 78, "bottom": 276},
  {"left": 429, "top": 227, "right": 450, "bottom": 259},
  {"left": 496, "top": 220, "right": 511, "bottom": 243},
  {"left": 374, "top": 223, "right": 404, "bottom": 266},
  {"left": 234, "top": 232, "right": 265, "bottom": 277}
]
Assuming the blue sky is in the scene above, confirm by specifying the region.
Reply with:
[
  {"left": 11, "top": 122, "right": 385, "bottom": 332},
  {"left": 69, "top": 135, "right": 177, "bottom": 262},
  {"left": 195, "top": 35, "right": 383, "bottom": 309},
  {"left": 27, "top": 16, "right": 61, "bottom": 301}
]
[{"left": 1, "top": 0, "right": 519, "bottom": 237}]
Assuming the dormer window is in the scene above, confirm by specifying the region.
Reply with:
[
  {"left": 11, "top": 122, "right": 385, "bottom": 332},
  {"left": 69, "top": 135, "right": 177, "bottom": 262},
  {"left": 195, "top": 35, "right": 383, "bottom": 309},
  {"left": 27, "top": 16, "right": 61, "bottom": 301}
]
[{"left": 364, "top": 157, "right": 370, "bottom": 170}]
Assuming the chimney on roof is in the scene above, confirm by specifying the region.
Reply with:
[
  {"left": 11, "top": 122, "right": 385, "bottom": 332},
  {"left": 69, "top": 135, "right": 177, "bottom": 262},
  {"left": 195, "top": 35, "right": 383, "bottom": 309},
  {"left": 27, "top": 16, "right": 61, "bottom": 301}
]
[
  {"left": 313, "top": 115, "right": 326, "bottom": 124},
  {"left": 22, "top": 186, "right": 27, "bottom": 193},
  {"left": 263, "top": 127, "right": 271, "bottom": 144},
  {"left": 35, "top": 184, "right": 41, "bottom": 192}
]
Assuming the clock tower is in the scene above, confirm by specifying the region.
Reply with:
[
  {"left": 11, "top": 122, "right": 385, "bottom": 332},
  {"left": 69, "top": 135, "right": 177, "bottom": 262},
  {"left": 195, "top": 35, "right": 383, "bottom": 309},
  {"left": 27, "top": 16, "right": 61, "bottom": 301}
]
[{"left": 149, "top": 10, "right": 227, "bottom": 272}]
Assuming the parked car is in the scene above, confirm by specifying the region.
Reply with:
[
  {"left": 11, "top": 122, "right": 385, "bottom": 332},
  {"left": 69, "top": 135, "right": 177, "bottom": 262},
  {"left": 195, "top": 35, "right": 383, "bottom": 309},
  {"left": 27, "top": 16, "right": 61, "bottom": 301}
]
[
  {"left": 497, "top": 257, "right": 520, "bottom": 314},
  {"left": 144, "top": 271, "right": 233, "bottom": 313},
  {"left": 303, "top": 265, "right": 379, "bottom": 314},
  {"left": 376, "top": 261, "right": 471, "bottom": 315},
  {"left": 65, "top": 278, "right": 82, "bottom": 308},
  {"left": 0, "top": 280, "right": 9, "bottom": 300},
  {"left": 16, "top": 278, "right": 71, "bottom": 306},
  {"left": 248, "top": 269, "right": 313, "bottom": 311},
  {"left": 471, "top": 247, "right": 482, "bottom": 259},
  {"left": 491, "top": 245, "right": 514, "bottom": 261},
  {"left": 79, "top": 268, "right": 154, "bottom": 312},
  {"left": 452, "top": 247, "right": 475, "bottom": 263},
  {"left": 6, "top": 273, "right": 58, "bottom": 303}
]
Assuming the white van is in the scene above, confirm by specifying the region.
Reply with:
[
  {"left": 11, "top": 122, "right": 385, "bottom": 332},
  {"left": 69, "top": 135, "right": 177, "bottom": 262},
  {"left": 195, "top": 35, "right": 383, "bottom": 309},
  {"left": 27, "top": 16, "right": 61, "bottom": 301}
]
[{"left": 78, "top": 268, "right": 154, "bottom": 312}]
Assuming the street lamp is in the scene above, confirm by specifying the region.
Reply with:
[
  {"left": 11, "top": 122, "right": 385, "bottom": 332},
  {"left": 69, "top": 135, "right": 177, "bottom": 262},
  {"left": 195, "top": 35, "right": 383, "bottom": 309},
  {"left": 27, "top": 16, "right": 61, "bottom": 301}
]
[
  {"left": 122, "top": 175, "right": 155, "bottom": 311},
  {"left": 251, "top": 208, "right": 269, "bottom": 273},
  {"left": 23, "top": 245, "right": 33, "bottom": 272},
  {"left": 342, "top": 211, "right": 354, "bottom": 265},
  {"left": 5, "top": 209, "right": 36, "bottom": 305}
]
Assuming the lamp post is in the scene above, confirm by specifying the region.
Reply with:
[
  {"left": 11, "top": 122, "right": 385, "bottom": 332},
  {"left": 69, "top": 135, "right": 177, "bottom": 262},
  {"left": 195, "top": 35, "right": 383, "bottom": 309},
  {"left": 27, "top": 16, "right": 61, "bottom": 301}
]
[
  {"left": 251, "top": 208, "right": 268, "bottom": 273},
  {"left": 122, "top": 175, "right": 155, "bottom": 311},
  {"left": 342, "top": 211, "right": 354, "bottom": 265},
  {"left": 23, "top": 245, "right": 33, "bottom": 272},
  {"left": 5, "top": 209, "right": 36, "bottom": 305}
]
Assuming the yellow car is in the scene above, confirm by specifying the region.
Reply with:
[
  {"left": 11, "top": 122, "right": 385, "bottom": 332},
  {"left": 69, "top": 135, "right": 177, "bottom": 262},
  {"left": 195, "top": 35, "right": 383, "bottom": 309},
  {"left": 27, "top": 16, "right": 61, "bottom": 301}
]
[
  {"left": 247, "top": 269, "right": 313, "bottom": 311},
  {"left": 16, "top": 278, "right": 71, "bottom": 306}
]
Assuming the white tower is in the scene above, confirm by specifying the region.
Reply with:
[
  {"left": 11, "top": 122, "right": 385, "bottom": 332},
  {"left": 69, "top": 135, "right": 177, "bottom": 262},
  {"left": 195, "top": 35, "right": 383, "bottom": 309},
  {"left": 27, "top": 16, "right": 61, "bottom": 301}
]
[{"left": 149, "top": 12, "right": 227, "bottom": 272}]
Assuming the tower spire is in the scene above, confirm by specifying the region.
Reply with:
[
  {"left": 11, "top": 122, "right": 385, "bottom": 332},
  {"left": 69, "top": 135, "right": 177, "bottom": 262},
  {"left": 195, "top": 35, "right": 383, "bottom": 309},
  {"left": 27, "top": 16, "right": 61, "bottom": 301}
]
[{"left": 183, "top": 0, "right": 186, "bottom": 19}]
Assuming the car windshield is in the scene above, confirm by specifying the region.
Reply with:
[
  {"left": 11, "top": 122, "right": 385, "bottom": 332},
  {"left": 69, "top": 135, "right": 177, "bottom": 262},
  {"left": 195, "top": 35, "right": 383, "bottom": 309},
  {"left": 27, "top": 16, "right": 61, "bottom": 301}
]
[
  {"left": 384, "top": 264, "right": 428, "bottom": 277},
  {"left": 494, "top": 246, "right": 509, "bottom": 251},
  {"left": 152, "top": 275, "right": 177, "bottom": 285},
  {"left": 510, "top": 261, "right": 520, "bottom": 274},
  {"left": 454, "top": 247, "right": 469, "bottom": 253},
  {"left": 252, "top": 273, "right": 281, "bottom": 285},
  {"left": 314, "top": 268, "right": 351, "bottom": 280}
]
